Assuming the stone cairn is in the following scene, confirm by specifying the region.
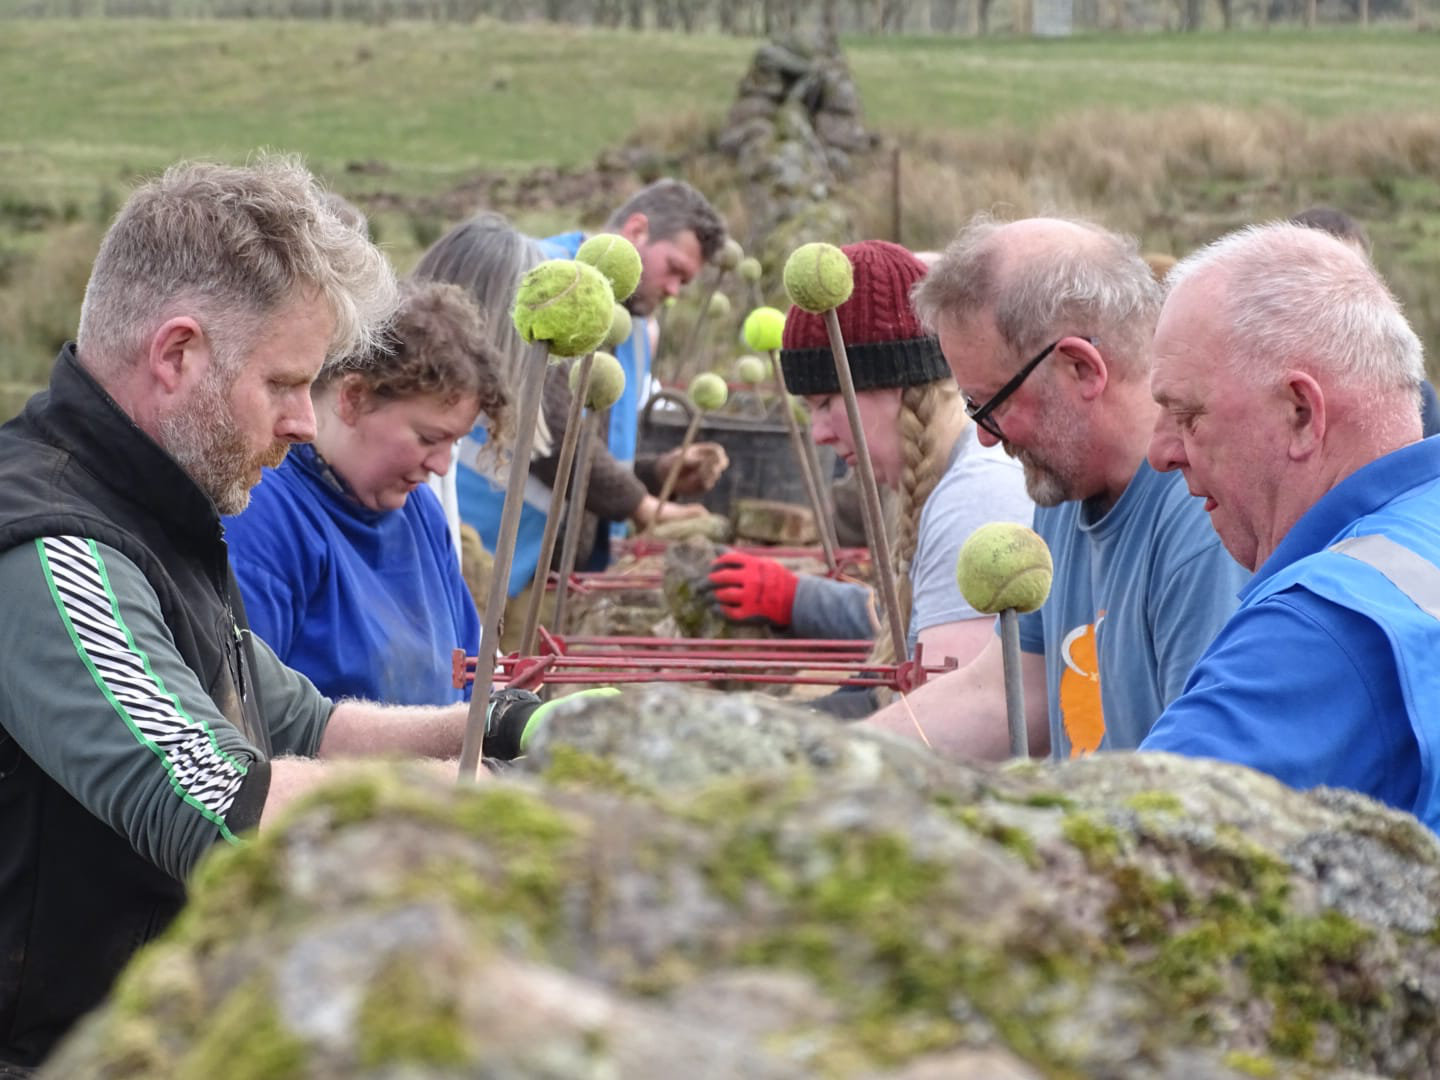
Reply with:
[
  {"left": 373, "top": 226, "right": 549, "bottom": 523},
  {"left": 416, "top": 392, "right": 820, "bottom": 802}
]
[{"left": 717, "top": 33, "right": 879, "bottom": 268}]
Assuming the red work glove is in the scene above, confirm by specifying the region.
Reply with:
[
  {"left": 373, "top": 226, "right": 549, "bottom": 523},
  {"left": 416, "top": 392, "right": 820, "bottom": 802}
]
[{"left": 704, "top": 550, "right": 799, "bottom": 627}]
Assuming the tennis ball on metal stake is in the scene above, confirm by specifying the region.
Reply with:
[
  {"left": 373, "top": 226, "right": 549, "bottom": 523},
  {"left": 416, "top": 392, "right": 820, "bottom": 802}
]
[
  {"left": 707, "top": 292, "right": 732, "bottom": 320},
  {"left": 688, "top": 372, "right": 729, "bottom": 412},
  {"left": 575, "top": 234, "right": 642, "bottom": 302},
  {"left": 738, "top": 256, "right": 763, "bottom": 284},
  {"left": 572, "top": 351, "right": 627, "bottom": 411},
  {"left": 955, "top": 523, "right": 1054, "bottom": 615},
  {"left": 742, "top": 306, "right": 786, "bottom": 352},
  {"left": 714, "top": 238, "right": 744, "bottom": 271},
  {"left": 603, "top": 303, "right": 632, "bottom": 350},
  {"left": 734, "top": 354, "right": 768, "bottom": 385},
  {"left": 783, "top": 242, "right": 854, "bottom": 313},
  {"left": 512, "top": 259, "right": 615, "bottom": 358}
]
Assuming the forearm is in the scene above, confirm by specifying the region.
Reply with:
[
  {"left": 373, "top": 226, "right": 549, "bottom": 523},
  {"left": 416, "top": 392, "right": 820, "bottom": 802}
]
[
  {"left": 319, "top": 699, "right": 468, "bottom": 759},
  {"left": 791, "top": 575, "right": 875, "bottom": 639},
  {"left": 867, "top": 639, "right": 1048, "bottom": 760},
  {"left": 261, "top": 755, "right": 462, "bottom": 827}
]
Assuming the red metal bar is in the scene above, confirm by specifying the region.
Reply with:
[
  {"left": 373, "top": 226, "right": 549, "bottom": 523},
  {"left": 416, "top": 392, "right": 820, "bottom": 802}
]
[{"left": 451, "top": 639, "right": 955, "bottom": 693}]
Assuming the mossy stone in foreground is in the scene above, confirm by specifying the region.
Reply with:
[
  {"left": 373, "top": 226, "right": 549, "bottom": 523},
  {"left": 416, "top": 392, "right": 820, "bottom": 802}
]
[{"left": 43, "top": 691, "right": 1440, "bottom": 1079}]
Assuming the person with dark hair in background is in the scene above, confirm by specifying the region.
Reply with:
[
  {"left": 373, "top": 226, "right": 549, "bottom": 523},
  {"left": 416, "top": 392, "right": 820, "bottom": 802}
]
[{"left": 539, "top": 179, "right": 732, "bottom": 566}]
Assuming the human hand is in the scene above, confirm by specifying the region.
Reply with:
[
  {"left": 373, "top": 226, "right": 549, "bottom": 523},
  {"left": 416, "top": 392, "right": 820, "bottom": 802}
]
[
  {"left": 632, "top": 495, "right": 708, "bottom": 527},
  {"left": 655, "top": 441, "right": 730, "bottom": 495},
  {"left": 485, "top": 687, "right": 622, "bottom": 760},
  {"left": 702, "top": 550, "right": 798, "bottom": 627}
]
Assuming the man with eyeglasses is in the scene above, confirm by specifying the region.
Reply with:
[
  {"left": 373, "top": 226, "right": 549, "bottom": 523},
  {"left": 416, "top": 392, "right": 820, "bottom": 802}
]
[{"left": 869, "top": 217, "right": 1249, "bottom": 759}]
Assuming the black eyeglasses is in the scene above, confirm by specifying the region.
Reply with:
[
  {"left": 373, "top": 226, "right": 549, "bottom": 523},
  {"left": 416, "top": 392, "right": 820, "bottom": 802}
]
[{"left": 965, "top": 337, "right": 1091, "bottom": 441}]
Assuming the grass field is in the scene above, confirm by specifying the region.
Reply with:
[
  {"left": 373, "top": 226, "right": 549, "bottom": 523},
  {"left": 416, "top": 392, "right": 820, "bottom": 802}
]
[
  {"left": 4, "top": 22, "right": 1439, "bottom": 202},
  {"left": 3, "top": 19, "right": 1440, "bottom": 409}
]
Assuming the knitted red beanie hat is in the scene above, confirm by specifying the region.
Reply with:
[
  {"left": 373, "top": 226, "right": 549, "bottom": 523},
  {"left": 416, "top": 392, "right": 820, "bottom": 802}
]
[{"left": 779, "top": 240, "right": 949, "bottom": 396}]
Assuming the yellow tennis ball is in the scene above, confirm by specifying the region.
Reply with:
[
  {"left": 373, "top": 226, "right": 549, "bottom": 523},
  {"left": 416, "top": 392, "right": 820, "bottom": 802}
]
[
  {"left": 742, "top": 306, "right": 786, "bottom": 352},
  {"left": 688, "top": 372, "right": 729, "bottom": 412},
  {"left": 788, "top": 394, "right": 809, "bottom": 427},
  {"left": 512, "top": 259, "right": 615, "bottom": 359},
  {"left": 783, "top": 242, "right": 854, "bottom": 314},
  {"left": 738, "top": 256, "right": 763, "bottom": 284},
  {"left": 707, "top": 292, "right": 732, "bottom": 320},
  {"left": 575, "top": 234, "right": 642, "bottom": 302},
  {"left": 603, "top": 303, "right": 632, "bottom": 349},
  {"left": 734, "top": 354, "right": 768, "bottom": 385},
  {"left": 955, "top": 523, "right": 1054, "bottom": 615},
  {"left": 572, "top": 351, "right": 627, "bottom": 411},
  {"left": 714, "top": 238, "right": 744, "bottom": 271}
]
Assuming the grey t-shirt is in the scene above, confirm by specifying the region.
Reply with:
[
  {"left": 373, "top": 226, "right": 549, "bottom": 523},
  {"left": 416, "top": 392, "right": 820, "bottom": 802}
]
[
  {"left": 792, "top": 424, "right": 1034, "bottom": 652},
  {"left": 0, "top": 536, "right": 333, "bottom": 880}
]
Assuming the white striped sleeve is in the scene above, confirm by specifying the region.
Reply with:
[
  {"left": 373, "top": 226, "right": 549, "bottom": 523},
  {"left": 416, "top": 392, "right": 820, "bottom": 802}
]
[{"left": 0, "top": 537, "right": 267, "bottom": 879}]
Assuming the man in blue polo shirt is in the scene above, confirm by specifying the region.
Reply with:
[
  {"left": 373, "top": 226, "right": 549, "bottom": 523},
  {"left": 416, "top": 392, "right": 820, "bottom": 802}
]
[
  {"left": 1141, "top": 221, "right": 1440, "bottom": 831},
  {"left": 541, "top": 179, "right": 729, "bottom": 564}
]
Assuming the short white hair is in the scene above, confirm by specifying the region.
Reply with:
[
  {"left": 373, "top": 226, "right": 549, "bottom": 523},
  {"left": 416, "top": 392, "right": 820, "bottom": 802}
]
[{"left": 1167, "top": 222, "right": 1424, "bottom": 396}]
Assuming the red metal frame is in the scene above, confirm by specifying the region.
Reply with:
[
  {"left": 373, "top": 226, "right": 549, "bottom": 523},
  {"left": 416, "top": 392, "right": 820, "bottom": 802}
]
[
  {"left": 541, "top": 544, "right": 871, "bottom": 595},
  {"left": 452, "top": 630, "right": 955, "bottom": 694}
]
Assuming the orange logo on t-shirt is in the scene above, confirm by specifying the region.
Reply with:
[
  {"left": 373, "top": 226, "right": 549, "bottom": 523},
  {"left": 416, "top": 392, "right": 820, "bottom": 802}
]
[{"left": 1059, "top": 616, "right": 1105, "bottom": 757}]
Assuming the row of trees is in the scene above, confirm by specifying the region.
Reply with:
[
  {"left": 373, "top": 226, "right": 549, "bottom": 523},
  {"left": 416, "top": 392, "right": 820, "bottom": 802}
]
[{"left": 8, "top": 0, "right": 1425, "bottom": 30}]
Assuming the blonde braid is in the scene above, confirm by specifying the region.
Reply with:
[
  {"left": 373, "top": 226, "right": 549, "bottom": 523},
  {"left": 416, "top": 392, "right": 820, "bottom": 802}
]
[{"left": 866, "top": 380, "right": 964, "bottom": 695}]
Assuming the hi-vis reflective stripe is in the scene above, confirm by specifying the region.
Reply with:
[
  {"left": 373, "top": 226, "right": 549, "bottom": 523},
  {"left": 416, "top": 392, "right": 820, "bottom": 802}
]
[{"left": 1330, "top": 534, "right": 1440, "bottom": 620}]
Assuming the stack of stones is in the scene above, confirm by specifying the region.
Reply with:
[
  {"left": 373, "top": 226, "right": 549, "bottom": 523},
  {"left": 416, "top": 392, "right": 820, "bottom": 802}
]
[{"left": 717, "top": 33, "right": 878, "bottom": 270}]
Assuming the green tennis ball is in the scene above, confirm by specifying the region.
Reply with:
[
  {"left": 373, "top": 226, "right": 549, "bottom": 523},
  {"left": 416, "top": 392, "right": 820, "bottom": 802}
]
[
  {"left": 513, "top": 259, "right": 615, "bottom": 359},
  {"left": 955, "top": 523, "right": 1054, "bottom": 615},
  {"left": 688, "top": 372, "right": 729, "bottom": 412},
  {"left": 738, "top": 256, "right": 763, "bottom": 284},
  {"left": 575, "top": 234, "right": 642, "bottom": 302},
  {"left": 742, "top": 306, "right": 786, "bottom": 352},
  {"left": 735, "top": 354, "right": 768, "bottom": 385},
  {"left": 663, "top": 296, "right": 677, "bottom": 309},
  {"left": 788, "top": 394, "right": 810, "bottom": 426},
  {"left": 603, "top": 303, "right": 632, "bottom": 349},
  {"left": 707, "top": 292, "right": 732, "bottom": 320},
  {"left": 573, "top": 351, "right": 626, "bottom": 411},
  {"left": 714, "top": 238, "right": 744, "bottom": 271},
  {"left": 783, "top": 242, "right": 854, "bottom": 314}
]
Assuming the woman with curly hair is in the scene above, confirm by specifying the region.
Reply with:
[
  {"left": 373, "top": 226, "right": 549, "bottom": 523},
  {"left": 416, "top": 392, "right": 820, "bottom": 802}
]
[{"left": 225, "top": 279, "right": 506, "bottom": 705}]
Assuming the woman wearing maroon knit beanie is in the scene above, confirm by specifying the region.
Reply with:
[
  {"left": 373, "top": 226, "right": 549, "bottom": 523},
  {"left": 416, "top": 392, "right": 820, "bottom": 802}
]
[{"left": 705, "top": 240, "right": 1035, "bottom": 715}]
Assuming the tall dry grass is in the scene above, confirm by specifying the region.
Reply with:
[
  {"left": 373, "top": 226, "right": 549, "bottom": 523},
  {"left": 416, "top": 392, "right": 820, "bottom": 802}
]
[{"left": 845, "top": 106, "right": 1440, "bottom": 377}]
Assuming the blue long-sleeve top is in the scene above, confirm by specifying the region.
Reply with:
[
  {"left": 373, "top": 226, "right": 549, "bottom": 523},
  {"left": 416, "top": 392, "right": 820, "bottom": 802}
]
[{"left": 224, "top": 445, "right": 479, "bottom": 705}]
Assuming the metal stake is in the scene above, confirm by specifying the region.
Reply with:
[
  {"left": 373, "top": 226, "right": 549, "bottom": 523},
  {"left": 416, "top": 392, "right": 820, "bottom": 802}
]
[
  {"left": 822, "top": 308, "right": 907, "bottom": 663},
  {"left": 999, "top": 608, "right": 1029, "bottom": 758},
  {"left": 552, "top": 407, "right": 604, "bottom": 638},
  {"left": 768, "top": 347, "right": 837, "bottom": 574},
  {"left": 517, "top": 353, "right": 593, "bottom": 656},
  {"left": 457, "top": 358, "right": 547, "bottom": 781}
]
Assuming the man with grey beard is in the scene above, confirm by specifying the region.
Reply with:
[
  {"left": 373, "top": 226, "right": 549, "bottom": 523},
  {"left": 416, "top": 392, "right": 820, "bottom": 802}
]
[
  {"left": 868, "top": 217, "right": 1249, "bottom": 760},
  {"left": 0, "top": 157, "right": 488, "bottom": 1071}
]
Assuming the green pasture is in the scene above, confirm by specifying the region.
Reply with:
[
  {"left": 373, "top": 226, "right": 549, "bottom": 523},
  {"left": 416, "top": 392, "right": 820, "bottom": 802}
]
[{"left": 3, "top": 21, "right": 1439, "bottom": 203}]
